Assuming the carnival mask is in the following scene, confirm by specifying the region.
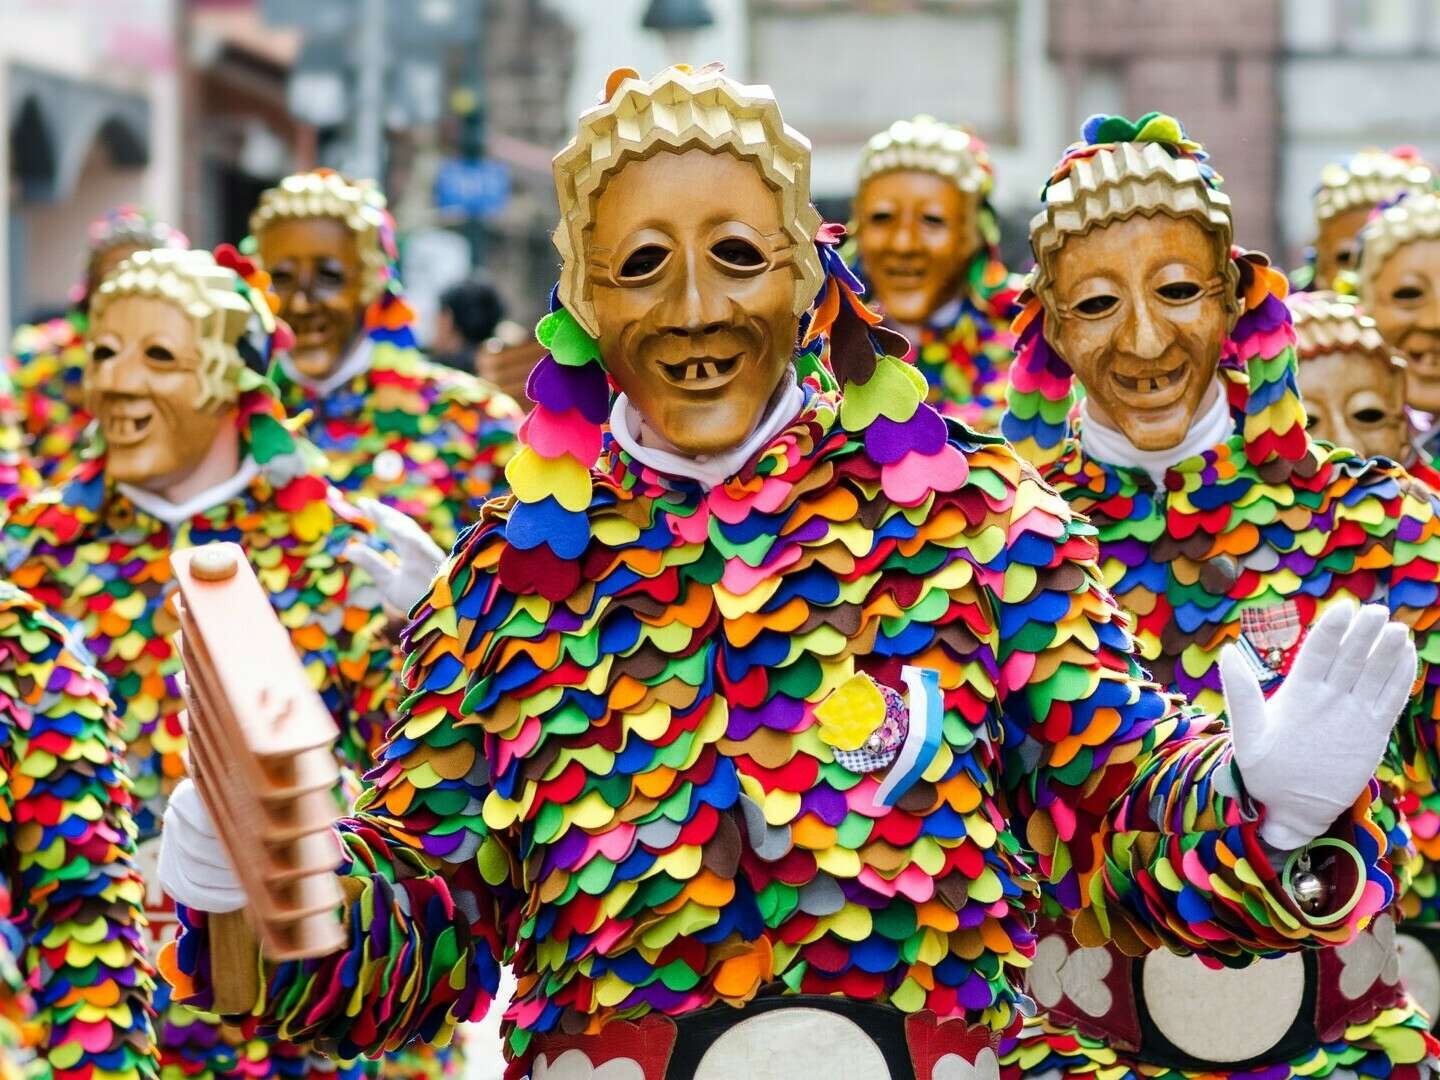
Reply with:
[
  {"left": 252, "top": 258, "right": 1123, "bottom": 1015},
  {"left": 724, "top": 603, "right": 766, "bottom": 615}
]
[
  {"left": 1366, "top": 238, "right": 1440, "bottom": 414},
  {"left": 1298, "top": 349, "right": 1408, "bottom": 460},
  {"left": 589, "top": 147, "right": 800, "bottom": 457},
  {"left": 257, "top": 216, "right": 364, "bottom": 379},
  {"left": 1047, "top": 213, "right": 1231, "bottom": 451},
  {"left": 89, "top": 243, "right": 147, "bottom": 295},
  {"left": 854, "top": 170, "right": 978, "bottom": 327},
  {"left": 1312, "top": 204, "right": 1373, "bottom": 291},
  {"left": 87, "top": 295, "right": 234, "bottom": 488}
]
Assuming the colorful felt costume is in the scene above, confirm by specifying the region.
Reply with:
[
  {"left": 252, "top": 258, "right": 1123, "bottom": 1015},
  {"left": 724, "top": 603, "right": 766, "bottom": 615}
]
[
  {"left": 271, "top": 301, "right": 522, "bottom": 552},
  {"left": 1000, "top": 118, "right": 1440, "bottom": 1080},
  {"left": 848, "top": 118, "right": 1020, "bottom": 430},
  {"left": 247, "top": 170, "right": 521, "bottom": 552},
  {"left": 5, "top": 316, "right": 88, "bottom": 485},
  {"left": 161, "top": 259, "right": 1398, "bottom": 1079},
  {"left": 0, "top": 581, "right": 156, "bottom": 1080},
  {"left": 4, "top": 251, "right": 398, "bottom": 1080}
]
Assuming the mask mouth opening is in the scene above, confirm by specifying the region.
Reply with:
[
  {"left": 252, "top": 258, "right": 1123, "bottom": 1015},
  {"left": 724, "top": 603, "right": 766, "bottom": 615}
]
[
  {"left": 1112, "top": 363, "right": 1185, "bottom": 394},
  {"left": 101, "top": 404, "right": 155, "bottom": 445},
  {"left": 659, "top": 353, "right": 741, "bottom": 389}
]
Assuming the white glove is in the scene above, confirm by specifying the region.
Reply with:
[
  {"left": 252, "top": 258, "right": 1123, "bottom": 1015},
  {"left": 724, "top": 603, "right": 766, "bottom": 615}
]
[
  {"left": 343, "top": 498, "right": 446, "bottom": 617},
  {"left": 158, "top": 779, "right": 246, "bottom": 913},
  {"left": 1221, "top": 601, "right": 1417, "bottom": 852}
]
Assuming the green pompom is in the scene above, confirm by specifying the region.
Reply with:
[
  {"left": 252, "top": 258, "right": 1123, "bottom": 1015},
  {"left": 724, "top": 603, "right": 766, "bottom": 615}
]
[{"left": 535, "top": 309, "right": 601, "bottom": 368}]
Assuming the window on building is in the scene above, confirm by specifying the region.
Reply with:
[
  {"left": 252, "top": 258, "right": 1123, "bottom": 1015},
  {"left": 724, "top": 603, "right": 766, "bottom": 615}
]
[{"left": 1338, "top": 0, "right": 1419, "bottom": 51}]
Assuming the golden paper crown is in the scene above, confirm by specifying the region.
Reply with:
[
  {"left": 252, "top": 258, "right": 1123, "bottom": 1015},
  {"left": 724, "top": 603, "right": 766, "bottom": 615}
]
[
  {"left": 551, "top": 65, "right": 823, "bottom": 339},
  {"left": 249, "top": 171, "right": 389, "bottom": 305},
  {"left": 1030, "top": 141, "right": 1238, "bottom": 314},
  {"left": 89, "top": 249, "right": 255, "bottom": 411},
  {"left": 1314, "top": 149, "right": 1434, "bottom": 223},
  {"left": 1358, "top": 191, "right": 1440, "bottom": 305},
  {"left": 1287, "top": 290, "right": 1402, "bottom": 370},
  {"left": 856, "top": 115, "right": 993, "bottom": 197}
]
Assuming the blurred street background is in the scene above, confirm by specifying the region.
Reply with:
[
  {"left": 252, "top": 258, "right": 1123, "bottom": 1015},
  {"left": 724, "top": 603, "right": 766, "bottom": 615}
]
[{"left": 2, "top": 0, "right": 1439, "bottom": 1074}]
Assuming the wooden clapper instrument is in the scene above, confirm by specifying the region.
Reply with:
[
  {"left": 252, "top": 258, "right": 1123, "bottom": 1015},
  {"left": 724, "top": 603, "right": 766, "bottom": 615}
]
[{"left": 171, "top": 542, "right": 346, "bottom": 1014}]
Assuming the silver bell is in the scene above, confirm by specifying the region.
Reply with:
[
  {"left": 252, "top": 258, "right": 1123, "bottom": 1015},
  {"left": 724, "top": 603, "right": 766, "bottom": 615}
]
[{"left": 1289, "top": 854, "right": 1329, "bottom": 913}]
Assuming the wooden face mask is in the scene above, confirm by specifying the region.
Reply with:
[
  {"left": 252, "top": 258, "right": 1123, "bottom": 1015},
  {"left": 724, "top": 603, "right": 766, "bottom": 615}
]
[
  {"left": 258, "top": 216, "right": 365, "bottom": 380},
  {"left": 1047, "top": 213, "right": 1231, "bottom": 451},
  {"left": 1367, "top": 237, "right": 1440, "bottom": 414},
  {"left": 1297, "top": 347, "right": 1408, "bottom": 461},
  {"left": 86, "top": 295, "right": 232, "bottom": 489},
  {"left": 589, "top": 147, "right": 801, "bottom": 457},
  {"left": 1312, "top": 204, "right": 1374, "bottom": 291},
  {"left": 854, "top": 170, "right": 978, "bottom": 326}
]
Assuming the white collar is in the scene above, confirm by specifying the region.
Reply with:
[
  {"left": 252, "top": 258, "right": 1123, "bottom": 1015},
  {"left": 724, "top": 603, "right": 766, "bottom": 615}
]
[
  {"left": 1078, "top": 383, "right": 1234, "bottom": 486},
  {"left": 608, "top": 372, "right": 805, "bottom": 490},
  {"left": 279, "top": 335, "right": 375, "bottom": 396},
  {"left": 116, "top": 457, "right": 261, "bottom": 529}
]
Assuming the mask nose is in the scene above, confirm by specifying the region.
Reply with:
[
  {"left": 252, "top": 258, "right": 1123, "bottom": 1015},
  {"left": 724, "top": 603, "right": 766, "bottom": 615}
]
[
  {"left": 1116, "top": 296, "right": 1173, "bottom": 362},
  {"left": 655, "top": 246, "right": 729, "bottom": 337}
]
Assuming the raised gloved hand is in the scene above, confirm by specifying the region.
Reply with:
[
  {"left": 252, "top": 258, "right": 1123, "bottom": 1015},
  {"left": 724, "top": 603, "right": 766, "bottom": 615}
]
[
  {"left": 342, "top": 498, "right": 446, "bottom": 617},
  {"left": 158, "top": 778, "right": 245, "bottom": 913},
  {"left": 1221, "top": 601, "right": 1417, "bottom": 852}
]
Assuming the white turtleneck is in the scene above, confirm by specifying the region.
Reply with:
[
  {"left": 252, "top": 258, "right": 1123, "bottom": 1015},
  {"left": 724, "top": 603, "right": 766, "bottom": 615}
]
[
  {"left": 1078, "top": 383, "right": 1234, "bottom": 486},
  {"left": 279, "top": 335, "right": 375, "bottom": 396},
  {"left": 116, "top": 457, "right": 261, "bottom": 529},
  {"left": 608, "top": 371, "right": 805, "bottom": 489}
]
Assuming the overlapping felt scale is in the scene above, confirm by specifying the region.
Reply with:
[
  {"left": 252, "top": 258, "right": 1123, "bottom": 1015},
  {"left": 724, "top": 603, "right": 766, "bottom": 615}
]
[
  {"left": 4, "top": 385, "right": 398, "bottom": 1080},
  {"left": 274, "top": 294, "right": 522, "bottom": 552},
  {"left": 998, "top": 267, "right": 1440, "bottom": 1079},
  {"left": 164, "top": 309, "right": 1390, "bottom": 1080},
  {"left": 0, "top": 580, "right": 156, "bottom": 1080},
  {"left": 851, "top": 252, "right": 1021, "bottom": 432},
  {"left": 6, "top": 315, "right": 91, "bottom": 485}
]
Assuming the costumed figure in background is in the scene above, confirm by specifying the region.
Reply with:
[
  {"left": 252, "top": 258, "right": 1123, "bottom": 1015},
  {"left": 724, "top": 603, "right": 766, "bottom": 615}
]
[
  {"left": 999, "top": 113, "right": 1440, "bottom": 1080},
  {"left": 848, "top": 116, "right": 1019, "bottom": 430},
  {"left": 0, "top": 582, "right": 156, "bottom": 1080},
  {"left": 1358, "top": 191, "right": 1440, "bottom": 477},
  {"left": 3, "top": 247, "right": 400, "bottom": 1080},
  {"left": 154, "top": 67, "right": 1422, "bottom": 1080},
  {"left": 7, "top": 206, "right": 188, "bottom": 482},
  {"left": 1293, "top": 149, "right": 1434, "bottom": 293},
  {"left": 1289, "top": 291, "right": 1440, "bottom": 488},
  {"left": 249, "top": 170, "right": 522, "bottom": 551}
]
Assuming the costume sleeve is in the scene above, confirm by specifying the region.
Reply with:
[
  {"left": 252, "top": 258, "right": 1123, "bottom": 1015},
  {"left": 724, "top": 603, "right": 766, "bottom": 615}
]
[
  {"left": 1380, "top": 469, "right": 1440, "bottom": 923},
  {"left": 163, "top": 523, "right": 521, "bottom": 1062},
  {"left": 993, "top": 461, "right": 1393, "bottom": 960},
  {"left": 4, "top": 601, "right": 157, "bottom": 1080}
]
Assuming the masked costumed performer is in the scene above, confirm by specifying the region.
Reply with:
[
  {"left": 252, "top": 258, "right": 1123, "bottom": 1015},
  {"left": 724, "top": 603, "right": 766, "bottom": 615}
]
[
  {"left": 8, "top": 207, "right": 188, "bottom": 483},
  {"left": 1290, "top": 291, "right": 1440, "bottom": 490},
  {"left": 4, "top": 248, "right": 400, "bottom": 1080},
  {"left": 1357, "top": 191, "right": 1440, "bottom": 479},
  {"left": 849, "top": 116, "right": 1019, "bottom": 431},
  {"left": 999, "top": 114, "right": 1440, "bottom": 1080},
  {"left": 0, "top": 582, "right": 157, "bottom": 1080},
  {"left": 248, "top": 171, "right": 522, "bottom": 551},
  {"left": 1295, "top": 149, "right": 1434, "bottom": 293},
  {"left": 158, "top": 68, "right": 1417, "bottom": 1080}
]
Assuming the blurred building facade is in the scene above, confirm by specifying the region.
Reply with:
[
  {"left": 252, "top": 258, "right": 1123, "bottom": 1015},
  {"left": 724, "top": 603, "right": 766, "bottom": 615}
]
[{"left": 2, "top": 0, "right": 183, "bottom": 330}]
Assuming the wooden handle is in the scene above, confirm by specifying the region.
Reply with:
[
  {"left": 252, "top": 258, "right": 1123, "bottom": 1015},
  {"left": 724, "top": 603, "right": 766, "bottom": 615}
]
[{"left": 208, "top": 909, "right": 261, "bottom": 1016}]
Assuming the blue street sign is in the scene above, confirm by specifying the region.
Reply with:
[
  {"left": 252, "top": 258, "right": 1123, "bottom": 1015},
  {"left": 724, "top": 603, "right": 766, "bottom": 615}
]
[{"left": 434, "top": 158, "right": 510, "bottom": 217}]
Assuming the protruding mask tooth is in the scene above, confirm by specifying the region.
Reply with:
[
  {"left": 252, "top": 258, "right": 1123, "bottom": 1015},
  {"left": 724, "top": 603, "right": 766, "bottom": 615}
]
[{"left": 699, "top": 360, "right": 715, "bottom": 380}]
